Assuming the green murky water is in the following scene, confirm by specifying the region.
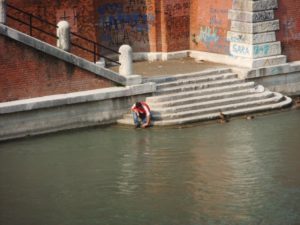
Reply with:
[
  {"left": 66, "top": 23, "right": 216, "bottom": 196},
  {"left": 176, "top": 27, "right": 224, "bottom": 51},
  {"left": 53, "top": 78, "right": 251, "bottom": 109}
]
[{"left": 0, "top": 109, "right": 300, "bottom": 225}]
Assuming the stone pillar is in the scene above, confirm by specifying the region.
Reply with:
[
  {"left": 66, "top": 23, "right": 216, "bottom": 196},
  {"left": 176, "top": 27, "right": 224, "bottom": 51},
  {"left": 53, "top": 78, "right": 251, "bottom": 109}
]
[
  {"left": 57, "top": 20, "right": 70, "bottom": 52},
  {"left": 119, "top": 45, "right": 133, "bottom": 76},
  {"left": 0, "top": 0, "right": 6, "bottom": 24},
  {"left": 227, "top": 0, "right": 286, "bottom": 68}
]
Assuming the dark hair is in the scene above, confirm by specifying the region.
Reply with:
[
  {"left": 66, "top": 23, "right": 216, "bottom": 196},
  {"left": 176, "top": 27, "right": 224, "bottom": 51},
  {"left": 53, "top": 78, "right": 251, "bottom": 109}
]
[{"left": 135, "top": 102, "right": 142, "bottom": 108}]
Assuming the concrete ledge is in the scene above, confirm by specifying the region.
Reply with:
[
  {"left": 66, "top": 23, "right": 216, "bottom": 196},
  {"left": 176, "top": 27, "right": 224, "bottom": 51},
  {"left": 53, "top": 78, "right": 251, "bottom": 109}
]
[
  {"left": 0, "top": 83, "right": 156, "bottom": 141},
  {"left": 189, "top": 50, "right": 286, "bottom": 68},
  {"left": 134, "top": 50, "right": 287, "bottom": 69},
  {"left": 133, "top": 51, "right": 188, "bottom": 61},
  {"left": 233, "top": 61, "right": 300, "bottom": 96},
  {"left": 0, "top": 24, "right": 141, "bottom": 86},
  {"left": 0, "top": 83, "right": 156, "bottom": 114}
]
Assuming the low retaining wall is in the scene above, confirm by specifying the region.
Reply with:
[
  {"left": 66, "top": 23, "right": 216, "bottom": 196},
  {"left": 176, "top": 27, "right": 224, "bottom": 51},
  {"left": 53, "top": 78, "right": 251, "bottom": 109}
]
[
  {"left": 248, "top": 72, "right": 300, "bottom": 96},
  {"left": 235, "top": 61, "right": 300, "bottom": 96},
  {"left": 0, "top": 83, "right": 156, "bottom": 141}
]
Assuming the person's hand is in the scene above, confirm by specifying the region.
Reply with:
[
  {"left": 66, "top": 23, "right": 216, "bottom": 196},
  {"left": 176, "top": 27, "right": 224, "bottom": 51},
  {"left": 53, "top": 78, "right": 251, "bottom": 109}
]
[{"left": 142, "top": 124, "right": 148, "bottom": 128}]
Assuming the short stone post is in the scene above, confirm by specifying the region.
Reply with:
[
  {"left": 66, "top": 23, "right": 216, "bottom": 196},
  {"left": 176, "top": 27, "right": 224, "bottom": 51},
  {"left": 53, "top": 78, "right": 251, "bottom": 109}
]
[
  {"left": 57, "top": 20, "right": 70, "bottom": 52},
  {"left": 0, "top": 0, "right": 6, "bottom": 24},
  {"left": 119, "top": 45, "right": 133, "bottom": 76}
]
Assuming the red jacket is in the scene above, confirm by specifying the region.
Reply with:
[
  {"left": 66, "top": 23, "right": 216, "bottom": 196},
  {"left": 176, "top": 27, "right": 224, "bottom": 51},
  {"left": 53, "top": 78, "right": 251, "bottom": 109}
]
[{"left": 131, "top": 102, "right": 151, "bottom": 118}]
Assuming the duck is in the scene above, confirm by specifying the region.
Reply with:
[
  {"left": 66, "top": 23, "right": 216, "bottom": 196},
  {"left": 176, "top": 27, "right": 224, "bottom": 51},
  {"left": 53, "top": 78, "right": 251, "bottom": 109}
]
[
  {"left": 245, "top": 115, "right": 255, "bottom": 120},
  {"left": 218, "top": 110, "right": 229, "bottom": 123}
]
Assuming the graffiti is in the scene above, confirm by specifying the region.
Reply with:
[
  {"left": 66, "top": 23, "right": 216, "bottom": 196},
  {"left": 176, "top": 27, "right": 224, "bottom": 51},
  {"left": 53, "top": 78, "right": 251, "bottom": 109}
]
[
  {"left": 282, "top": 18, "right": 300, "bottom": 42},
  {"left": 232, "top": 0, "right": 277, "bottom": 11},
  {"left": 194, "top": 5, "right": 229, "bottom": 54},
  {"left": 165, "top": 0, "right": 190, "bottom": 17},
  {"left": 197, "top": 26, "right": 220, "bottom": 47},
  {"left": 231, "top": 43, "right": 250, "bottom": 56},
  {"left": 254, "top": 44, "right": 270, "bottom": 56},
  {"left": 209, "top": 7, "right": 227, "bottom": 26},
  {"left": 97, "top": 1, "right": 155, "bottom": 50},
  {"left": 231, "top": 42, "right": 280, "bottom": 58}
]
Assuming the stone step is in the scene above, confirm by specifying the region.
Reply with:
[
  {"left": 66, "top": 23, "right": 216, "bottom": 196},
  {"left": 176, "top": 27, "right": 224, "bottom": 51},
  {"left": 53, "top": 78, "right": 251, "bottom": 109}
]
[
  {"left": 148, "top": 88, "right": 261, "bottom": 108},
  {"left": 147, "top": 82, "right": 256, "bottom": 103},
  {"left": 151, "top": 91, "right": 274, "bottom": 114},
  {"left": 117, "top": 96, "right": 292, "bottom": 126},
  {"left": 152, "top": 92, "right": 284, "bottom": 120},
  {"left": 156, "top": 73, "right": 238, "bottom": 90},
  {"left": 154, "top": 96, "right": 292, "bottom": 126},
  {"left": 143, "top": 68, "right": 232, "bottom": 84},
  {"left": 155, "top": 78, "right": 244, "bottom": 95}
]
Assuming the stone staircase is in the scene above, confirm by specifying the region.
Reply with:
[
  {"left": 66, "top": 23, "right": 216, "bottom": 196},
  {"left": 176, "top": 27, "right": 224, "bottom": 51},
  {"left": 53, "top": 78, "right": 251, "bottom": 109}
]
[{"left": 117, "top": 68, "right": 292, "bottom": 126}]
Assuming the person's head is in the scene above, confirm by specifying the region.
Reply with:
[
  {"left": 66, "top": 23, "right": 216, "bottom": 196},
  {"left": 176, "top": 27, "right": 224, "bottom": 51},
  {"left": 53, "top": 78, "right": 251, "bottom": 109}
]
[{"left": 135, "top": 102, "right": 142, "bottom": 108}]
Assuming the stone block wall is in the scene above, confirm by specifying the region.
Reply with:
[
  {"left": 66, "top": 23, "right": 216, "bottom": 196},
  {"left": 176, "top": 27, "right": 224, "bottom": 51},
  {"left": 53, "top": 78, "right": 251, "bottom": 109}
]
[
  {"left": 4, "top": 0, "right": 300, "bottom": 61},
  {"left": 0, "top": 35, "right": 114, "bottom": 103}
]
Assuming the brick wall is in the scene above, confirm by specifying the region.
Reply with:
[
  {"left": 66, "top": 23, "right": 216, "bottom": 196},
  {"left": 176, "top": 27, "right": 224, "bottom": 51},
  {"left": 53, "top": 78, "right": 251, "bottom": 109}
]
[
  {"left": 190, "top": 0, "right": 231, "bottom": 55},
  {"left": 94, "top": 0, "right": 157, "bottom": 53},
  {"left": 0, "top": 35, "right": 114, "bottom": 103},
  {"left": 4, "top": 0, "right": 300, "bottom": 61},
  {"left": 6, "top": 0, "right": 99, "bottom": 62},
  {"left": 276, "top": 0, "right": 300, "bottom": 61}
]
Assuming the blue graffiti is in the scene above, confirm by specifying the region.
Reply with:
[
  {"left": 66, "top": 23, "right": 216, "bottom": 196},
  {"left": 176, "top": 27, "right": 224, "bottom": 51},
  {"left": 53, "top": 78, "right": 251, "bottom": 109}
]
[{"left": 198, "top": 26, "right": 220, "bottom": 46}]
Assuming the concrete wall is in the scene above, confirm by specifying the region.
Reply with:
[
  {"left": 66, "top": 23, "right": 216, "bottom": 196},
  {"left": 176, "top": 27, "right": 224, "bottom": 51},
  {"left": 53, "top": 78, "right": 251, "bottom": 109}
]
[
  {"left": 0, "top": 84, "right": 156, "bottom": 141},
  {"left": 252, "top": 72, "right": 300, "bottom": 96},
  {"left": 236, "top": 61, "right": 300, "bottom": 96}
]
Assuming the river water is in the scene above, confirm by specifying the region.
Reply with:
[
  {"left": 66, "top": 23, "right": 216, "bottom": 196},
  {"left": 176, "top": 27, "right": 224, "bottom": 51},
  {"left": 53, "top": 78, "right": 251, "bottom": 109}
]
[{"left": 0, "top": 109, "right": 300, "bottom": 225}]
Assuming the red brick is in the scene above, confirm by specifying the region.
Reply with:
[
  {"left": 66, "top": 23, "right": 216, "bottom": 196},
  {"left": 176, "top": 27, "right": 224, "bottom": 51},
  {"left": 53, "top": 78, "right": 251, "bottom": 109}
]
[{"left": 0, "top": 35, "right": 114, "bottom": 103}]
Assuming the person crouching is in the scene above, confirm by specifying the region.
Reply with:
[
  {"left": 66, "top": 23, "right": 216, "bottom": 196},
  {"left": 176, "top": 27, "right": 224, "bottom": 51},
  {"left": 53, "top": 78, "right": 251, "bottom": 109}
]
[{"left": 131, "top": 102, "right": 152, "bottom": 128}]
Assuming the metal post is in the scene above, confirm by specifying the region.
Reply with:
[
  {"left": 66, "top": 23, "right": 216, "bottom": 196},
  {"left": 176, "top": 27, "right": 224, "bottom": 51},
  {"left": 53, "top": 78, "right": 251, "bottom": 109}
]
[
  {"left": 29, "top": 14, "right": 32, "bottom": 36},
  {"left": 93, "top": 42, "right": 96, "bottom": 63}
]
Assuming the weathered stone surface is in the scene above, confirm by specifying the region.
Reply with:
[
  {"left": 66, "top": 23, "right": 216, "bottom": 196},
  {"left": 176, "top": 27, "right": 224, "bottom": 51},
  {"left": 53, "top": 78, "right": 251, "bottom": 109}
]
[
  {"left": 227, "top": 31, "right": 276, "bottom": 44},
  {"left": 0, "top": 0, "right": 6, "bottom": 24},
  {"left": 119, "top": 45, "right": 133, "bottom": 76},
  {"left": 232, "top": 0, "right": 278, "bottom": 12},
  {"left": 229, "top": 9, "right": 274, "bottom": 23},
  {"left": 231, "top": 20, "right": 279, "bottom": 34},
  {"left": 0, "top": 83, "right": 156, "bottom": 141},
  {"left": 230, "top": 41, "right": 281, "bottom": 58},
  {"left": 251, "top": 55, "right": 287, "bottom": 68},
  {"left": 57, "top": 20, "right": 70, "bottom": 51}
]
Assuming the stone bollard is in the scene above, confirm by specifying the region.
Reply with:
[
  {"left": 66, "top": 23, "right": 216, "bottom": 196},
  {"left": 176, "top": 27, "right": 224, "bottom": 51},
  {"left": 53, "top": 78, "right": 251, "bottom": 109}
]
[
  {"left": 96, "top": 57, "right": 106, "bottom": 67},
  {"left": 57, "top": 20, "right": 70, "bottom": 51},
  {"left": 119, "top": 45, "right": 133, "bottom": 76},
  {"left": 0, "top": 0, "right": 6, "bottom": 24}
]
